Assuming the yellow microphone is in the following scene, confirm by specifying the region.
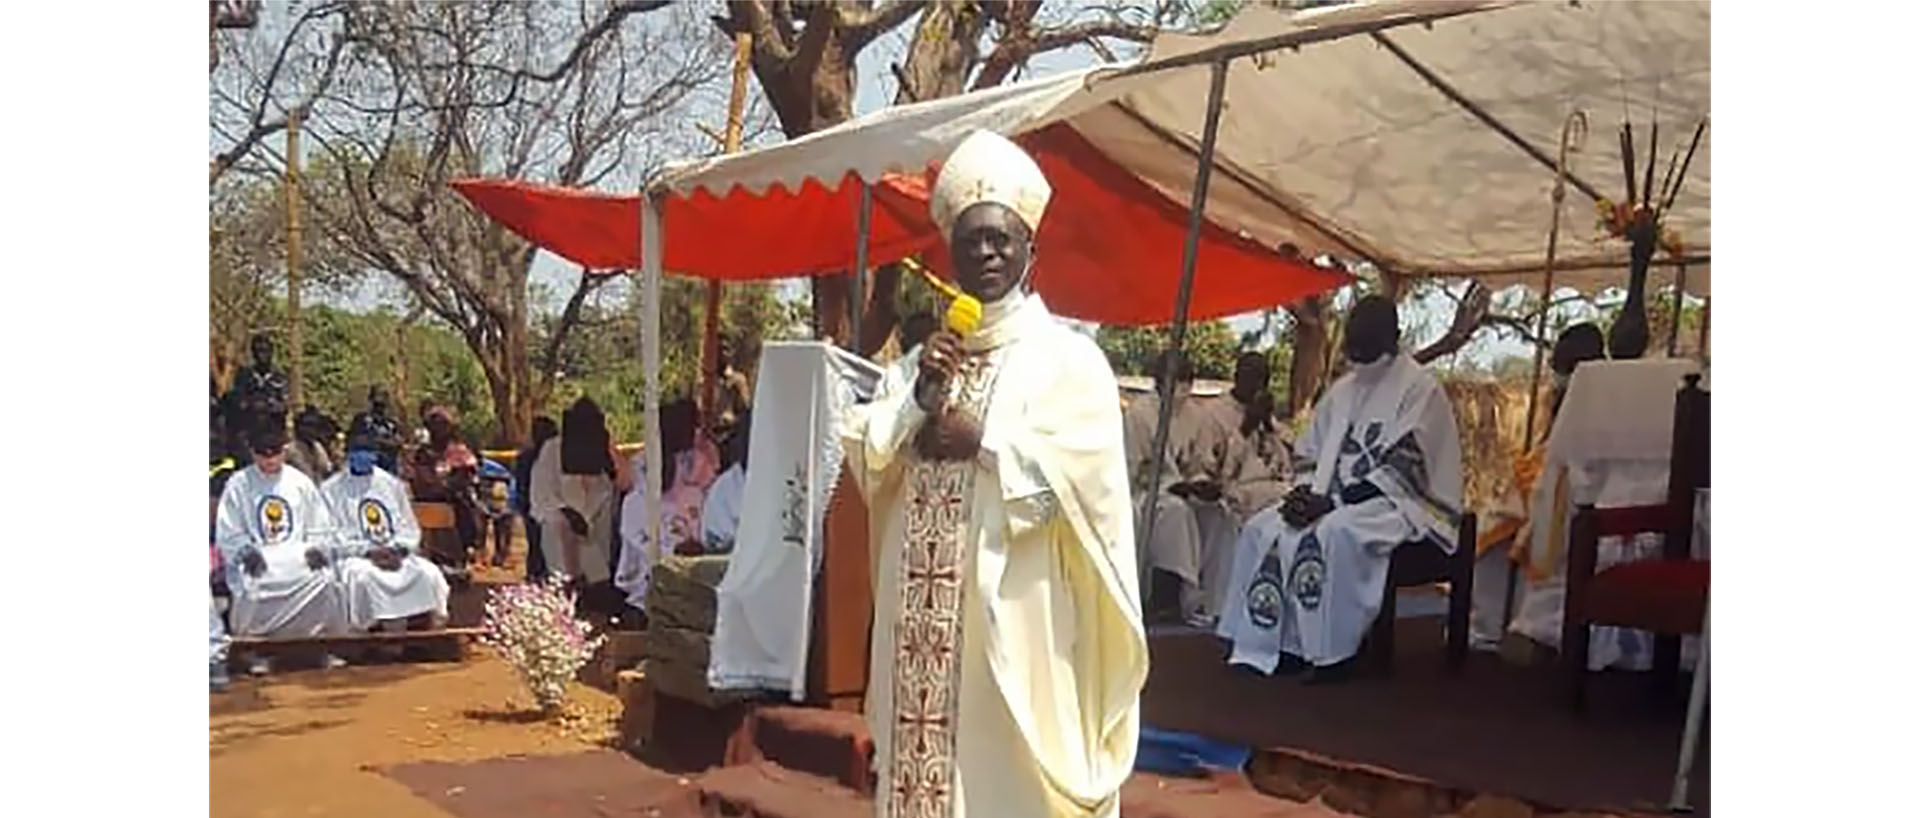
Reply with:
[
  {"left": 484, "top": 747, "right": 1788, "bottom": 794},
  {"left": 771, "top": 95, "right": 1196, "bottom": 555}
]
[{"left": 901, "top": 257, "right": 982, "bottom": 336}]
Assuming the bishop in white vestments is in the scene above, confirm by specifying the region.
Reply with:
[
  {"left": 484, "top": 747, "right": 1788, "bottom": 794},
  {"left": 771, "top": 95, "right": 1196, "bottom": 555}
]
[
  {"left": 322, "top": 441, "right": 451, "bottom": 631},
  {"left": 1217, "top": 297, "right": 1462, "bottom": 678},
  {"left": 843, "top": 130, "right": 1146, "bottom": 818},
  {"left": 214, "top": 423, "right": 351, "bottom": 660}
]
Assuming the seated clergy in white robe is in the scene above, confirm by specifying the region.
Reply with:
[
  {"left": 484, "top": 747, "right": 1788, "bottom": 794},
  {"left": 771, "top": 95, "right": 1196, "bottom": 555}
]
[
  {"left": 321, "top": 443, "right": 450, "bottom": 632},
  {"left": 699, "top": 408, "right": 750, "bottom": 554},
  {"left": 842, "top": 130, "right": 1145, "bottom": 818},
  {"left": 214, "top": 422, "right": 351, "bottom": 642},
  {"left": 1121, "top": 352, "right": 1240, "bottom": 627},
  {"left": 1218, "top": 296, "right": 1463, "bottom": 677},
  {"left": 1212, "top": 351, "right": 1294, "bottom": 523}
]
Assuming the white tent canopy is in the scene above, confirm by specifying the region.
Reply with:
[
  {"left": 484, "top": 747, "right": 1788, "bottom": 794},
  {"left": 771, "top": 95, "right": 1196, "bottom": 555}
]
[
  {"left": 657, "top": 0, "right": 1709, "bottom": 296},
  {"left": 634, "top": 0, "right": 1710, "bottom": 595}
]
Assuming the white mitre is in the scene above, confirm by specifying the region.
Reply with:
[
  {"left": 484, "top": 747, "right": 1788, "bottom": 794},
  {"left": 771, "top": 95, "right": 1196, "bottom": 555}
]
[{"left": 929, "top": 129, "right": 1052, "bottom": 241}]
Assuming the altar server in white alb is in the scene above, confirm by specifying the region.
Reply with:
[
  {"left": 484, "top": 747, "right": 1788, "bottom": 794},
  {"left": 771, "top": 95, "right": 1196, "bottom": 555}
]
[
  {"left": 1218, "top": 296, "right": 1462, "bottom": 681},
  {"left": 323, "top": 433, "right": 451, "bottom": 632},
  {"left": 215, "top": 420, "right": 351, "bottom": 674},
  {"left": 843, "top": 129, "right": 1146, "bottom": 818}
]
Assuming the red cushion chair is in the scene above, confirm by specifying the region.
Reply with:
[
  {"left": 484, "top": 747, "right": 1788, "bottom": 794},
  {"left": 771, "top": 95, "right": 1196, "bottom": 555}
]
[{"left": 1562, "top": 374, "right": 1708, "bottom": 712}]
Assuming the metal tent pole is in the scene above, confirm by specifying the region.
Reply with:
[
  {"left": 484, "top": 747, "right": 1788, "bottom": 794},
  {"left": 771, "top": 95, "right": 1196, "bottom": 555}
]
[
  {"left": 641, "top": 191, "right": 666, "bottom": 565},
  {"left": 1668, "top": 601, "right": 1709, "bottom": 812},
  {"left": 852, "top": 183, "right": 872, "bottom": 353},
  {"left": 1139, "top": 58, "right": 1230, "bottom": 594}
]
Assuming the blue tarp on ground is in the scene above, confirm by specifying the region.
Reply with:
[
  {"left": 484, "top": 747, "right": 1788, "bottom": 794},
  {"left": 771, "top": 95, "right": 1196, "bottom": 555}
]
[{"left": 1134, "top": 725, "right": 1250, "bottom": 777}]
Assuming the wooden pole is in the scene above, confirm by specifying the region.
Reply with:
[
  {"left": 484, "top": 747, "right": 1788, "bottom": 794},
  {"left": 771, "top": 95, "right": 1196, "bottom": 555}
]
[
  {"left": 701, "top": 30, "right": 753, "bottom": 421},
  {"left": 285, "top": 106, "right": 305, "bottom": 415},
  {"left": 1523, "top": 110, "right": 1587, "bottom": 445}
]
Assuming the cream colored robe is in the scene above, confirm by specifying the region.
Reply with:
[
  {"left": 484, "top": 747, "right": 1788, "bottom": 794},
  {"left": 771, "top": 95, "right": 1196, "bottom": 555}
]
[
  {"left": 844, "top": 293, "right": 1146, "bottom": 818},
  {"left": 1121, "top": 389, "right": 1239, "bottom": 623}
]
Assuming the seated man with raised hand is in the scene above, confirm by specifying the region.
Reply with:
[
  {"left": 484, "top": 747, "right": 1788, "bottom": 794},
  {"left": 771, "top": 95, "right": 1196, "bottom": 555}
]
[
  {"left": 1217, "top": 296, "right": 1463, "bottom": 682},
  {"left": 214, "top": 419, "right": 351, "bottom": 676},
  {"left": 323, "top": 432, "right": 451, "bottom": 636},
  {"left": 701, "top": 410, "right": 751, "bottom": 554}
]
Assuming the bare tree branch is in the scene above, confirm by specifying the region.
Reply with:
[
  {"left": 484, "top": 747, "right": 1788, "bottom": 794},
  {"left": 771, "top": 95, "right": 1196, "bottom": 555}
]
[
  {"left": 209, "top": 3, "right": 350, "bottom": 185},
  {"left": 541, "top": 270, "right": 618, "bottom": 382},
  {"left": 1412, "top": 281, "right": 1492, "bottom": 363},
  {"left": 971, "top": 8, "right": 1159, "bottom": 91},
  {"left": 840, "top": 1, "right": 928, "bottom": 46}
]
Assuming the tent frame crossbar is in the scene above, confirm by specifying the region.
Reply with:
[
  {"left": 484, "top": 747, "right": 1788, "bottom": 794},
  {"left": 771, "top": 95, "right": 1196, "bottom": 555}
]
[{"left": 1371, "top": 31, "right": 1604, "bottom": 205}]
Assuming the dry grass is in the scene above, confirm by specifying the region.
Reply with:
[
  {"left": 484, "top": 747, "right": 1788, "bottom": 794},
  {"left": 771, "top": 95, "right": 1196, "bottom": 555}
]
[{"left": 1441, "top": 377, "right": 1549, "bottom": 514}]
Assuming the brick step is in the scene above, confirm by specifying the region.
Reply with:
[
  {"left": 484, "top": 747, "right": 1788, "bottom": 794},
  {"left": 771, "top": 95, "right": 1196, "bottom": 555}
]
[
  {"left": 694, "top": 760, "right": 1351, "bottom": 818},
  {"left": 695, "top": 762, "right": 867, "bottom": 818},
  {"left": 731, "top": 706, "right": 875, "bottom": 795}
]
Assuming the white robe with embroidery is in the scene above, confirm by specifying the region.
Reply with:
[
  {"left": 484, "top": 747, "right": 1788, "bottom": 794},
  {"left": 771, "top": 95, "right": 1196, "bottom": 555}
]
[
  {"left": 321, "top": 467, "right": 450, "bottom": 629},
  {"left": 845, "top": 293, "right": 1145, "bottom": 818},
  {"left": 1217, "top": 354, "right": 1462, "bottom": 669},
  {"left": 701, "top": 463, "right": 747, "bottom": 553},
  {"left": 215, "top": 465, "right": 349, "bottom": 638},
  {"left": 711, "top": 342, "right": 880, "bottom": 698}
]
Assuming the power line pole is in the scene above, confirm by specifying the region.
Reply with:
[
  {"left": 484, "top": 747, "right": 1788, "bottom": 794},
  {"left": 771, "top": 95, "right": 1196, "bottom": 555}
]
[
  {"left": 285, "top": 106, "right": 305, "bottom": 414},
  {"left": 701, "top": 30, "right": 753, "bottom": 418}
]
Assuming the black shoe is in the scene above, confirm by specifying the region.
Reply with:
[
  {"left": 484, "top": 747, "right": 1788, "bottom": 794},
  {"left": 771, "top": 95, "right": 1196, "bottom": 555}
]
[
  {"left": 1272, "top": 654, "right": 1310, "bottom": 677},
  {"left": 1304, "top": 657, "right": 1358, "bottom": 685}
]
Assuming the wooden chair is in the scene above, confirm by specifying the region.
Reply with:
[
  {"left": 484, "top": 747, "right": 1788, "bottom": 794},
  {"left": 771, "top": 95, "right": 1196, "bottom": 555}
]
[
  {"left": 1368, "top": 512, "right": 1477, "bottom": 674},
  {"left": 413, "top": 500, "right": 471, "bottom": 584},
  {"left": 1562, "top": 374, "right": 1709, "bottom": 712}
]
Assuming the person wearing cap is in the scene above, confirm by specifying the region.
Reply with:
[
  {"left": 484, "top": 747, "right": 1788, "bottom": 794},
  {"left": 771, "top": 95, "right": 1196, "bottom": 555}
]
[
  {"left": 213, "top": 419, "right": 350, "bottom": 675},
  {"left": 841, "top": 130, "right": 1145, "bottom": 818},
  {"left": 323, "top": 432, "right": 451, "bottom": 637}
]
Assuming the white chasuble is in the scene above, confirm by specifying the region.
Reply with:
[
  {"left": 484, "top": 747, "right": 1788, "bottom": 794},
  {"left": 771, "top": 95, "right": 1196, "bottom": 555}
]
[
  {"left": 1217, "top": 354, "right": 1462, "bottom": 670},
  {"left": 215, "top": 465, "right": 350, "bottom": 638},
  {"left": 321, "top": 467, "right": 450, "bottom": 629},
  {"left": 844, "top": 294, "right": 1146, "bottom": 818}
]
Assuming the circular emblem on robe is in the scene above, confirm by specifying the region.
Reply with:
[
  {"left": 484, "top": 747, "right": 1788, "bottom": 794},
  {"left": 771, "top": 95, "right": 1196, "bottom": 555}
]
[
  {"left": 359, "top": 498, "right": 393, "bottom": 545},
  {"left": 1288, "top": 533, "right": 1326, "bottom": 612},
  {"left": 257, "top": 495, "right": 293, "bottom": 544},
  {"left": 1245, "top": 549, "right": 1287, "bottom": 630}
]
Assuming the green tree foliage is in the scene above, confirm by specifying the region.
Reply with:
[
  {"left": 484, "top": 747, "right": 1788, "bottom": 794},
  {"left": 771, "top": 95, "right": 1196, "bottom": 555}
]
[
  {"left": 536, "top": 277, "right": 806, "bottom": 444},
  {"left": 1094, "top": 321, "right": 1241, "bottom": 380}
]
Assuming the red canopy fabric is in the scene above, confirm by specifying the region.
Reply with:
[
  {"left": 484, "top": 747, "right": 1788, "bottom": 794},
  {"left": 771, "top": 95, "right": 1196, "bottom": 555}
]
[{"left": 449, "top": 124, "right": 1347, "bottom": 325}]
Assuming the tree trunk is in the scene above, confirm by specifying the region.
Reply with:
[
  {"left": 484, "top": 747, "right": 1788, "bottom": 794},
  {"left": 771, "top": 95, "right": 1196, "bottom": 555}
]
[
  {"left": 500, "top": 318, "right": 534, "bottom": 448},
  {"left": 1286, "top": 296, "right": 1331, "bottom": 416}
]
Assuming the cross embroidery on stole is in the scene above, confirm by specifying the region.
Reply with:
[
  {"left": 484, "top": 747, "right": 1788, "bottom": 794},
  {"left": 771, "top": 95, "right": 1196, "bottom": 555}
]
[{"left": 886, "top": 355, "right": 1000, "bottom": 818}]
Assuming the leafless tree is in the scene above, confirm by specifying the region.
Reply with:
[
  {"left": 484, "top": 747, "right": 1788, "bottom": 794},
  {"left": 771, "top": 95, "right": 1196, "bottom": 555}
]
[
  {"left": 715, "top": 0, "right": 1188, "bottom": 354},
  {"left": 212, "top": 0, "right": 733, "bottom": 444}
]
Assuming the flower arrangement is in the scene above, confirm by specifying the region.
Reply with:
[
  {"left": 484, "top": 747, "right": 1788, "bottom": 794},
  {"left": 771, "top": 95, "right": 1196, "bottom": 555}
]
[
  {"left": 479, "top": 576, "right": 605, "bottom": 715},
  {"left": 1592, "top": 196, "right": 1686, "bottom": 258}
]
